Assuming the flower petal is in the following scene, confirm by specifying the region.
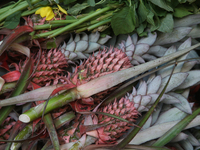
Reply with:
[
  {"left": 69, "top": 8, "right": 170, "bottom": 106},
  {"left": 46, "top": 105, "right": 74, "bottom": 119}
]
[
  {"left": 46, "top": 9, "right": 55, "bottom": 20},
  {"left": 57, "top": 5, "right": 67, "bottom": 14},
  {"left": 35, "top": 7, "right": 42, "bottom": 14}
]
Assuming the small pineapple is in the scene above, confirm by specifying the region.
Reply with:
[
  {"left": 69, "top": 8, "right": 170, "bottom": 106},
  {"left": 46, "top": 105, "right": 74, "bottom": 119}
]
[
  {"left": 19, "top": 48, "right": 69, "bottom": 87},
  {"left": 96, "top": 98, "right": 138, "bottom": 144},
  {"left": 67, "top": 48, "right": 132, "bottom": 105}
]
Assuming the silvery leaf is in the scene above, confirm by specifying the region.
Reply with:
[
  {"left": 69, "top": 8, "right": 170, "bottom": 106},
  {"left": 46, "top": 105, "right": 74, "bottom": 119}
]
[
  {"left": 89, "top": 31, "right": 100, "bottom": 42},
  {"left": 187, "top": 25, "right": 200, "bottom": 38},
  {"left": 181, "top": 61, "right": 197, "bottom": 73},
  {"left": 170, "top": 132, "right": 188, "bottom": 143},
  {"left": 151, "top": 103, "right": 163, "bottom": 125},
  {"left": 125, "top": 51, "right": 133, "bottom": 57},
  {"left": 126, "top": 44, "right": 135, "bottom": 51},
  {"left": 129, "top": 115, "right": 200, "bottom": 145},
  {"left": 147, "top": 75, "right": 161, "bottom": 94},
  {"left": 132, "top": 95, "right": 142, "bottom": 105},
  {"left": 67, "top": 34, "right": 73, "bottom": 44},
  {"left": 179, "top": 140, "right": 194, "bottom": 150},
  {"left": 137, "top": 32, "right": 157, "bottom": 46},
  {"left": 75, "top": 52, "right": 87, "bottom": 60},
  {"left": 176, "top": 70, "right": 200, "bottom": 89},
  {"left": 132, "top": 55, "right": 145, "bottom": 64},
  {"left": 142, "top": 54, "right": 157, "bottom": 61},
  {"left": 75, "top": 41, "right": 88, "bottom": 52},
  {"left": 173, "top": 38, "right": 192, "bottom": 73},
  {"left": 80, "top": 32, "right": 88, "bottom": 41},
  {"left": 158, "top": 73, "right": 188, "bottom": 94},
  {"left": 68, "top": 52, "right": 78, "bottom": 60},
  {"left": 146, "top": 73, "right": 156, "bottom": 84},
  {"left": 182, "top": 88, "right": 190, "bottom": 99},
  {"left": 131, "top": 33, "right": 138, "bottom": 45},
  {"left": 85, "top": 42, "right": 101, "bottom": 53},
  {"left": 125, "top": 36, "right": 133, "bottom": 47},
  {"left": 137, "top": 81, "right": 147, "bottom": 95},
  {"left": 148, "top": 94, "right": 165, "bottom": 105},
  {"left": 131, "top": 87, "right": 137, "bottom": 96},
  {"left": 74, "top": 33, "right": 80, "bottom": 42},
  {"left": 66, "top": 41, "right": 76, "bottom": 52},
  {"left": 148, "top": 46, "right": 167, "bottom": 57},
  {"left": 162, "top": 94, "right": 180, "bottom": 104},
  {"left": 153, "top": 27, "right": 192, "bottom": 45},
  {"left": 134, "top": 44, "right": 149, "bottom": 56},
  {"left": 174, "top": 14, "right": 200, "bottom": 28},
  {"left": 170, "top": 92, "right": 192, "bottom": 114},
  {"left": 184, "top": 131, "right": 200, "bottom": 146},
  {"left": 154, "top": 107, "right": 187, "bottom": 125},
  {"left": 131, "top": 60, "right": 140, "bottom": 65},
  {"left": 138, "top": 106, "right": 149, "bottom": 112},
  {"left": 140, "top": 95, "right": 151, "bottom": 107},
  {"left": 141, "top": 115, "right": 152, "bottom": 130},
  {"left": 97, "top": 35, "right": 111, "bottom": 45},
  {"left": 60, "top": 41, "right": 67, "bottom": 49}
]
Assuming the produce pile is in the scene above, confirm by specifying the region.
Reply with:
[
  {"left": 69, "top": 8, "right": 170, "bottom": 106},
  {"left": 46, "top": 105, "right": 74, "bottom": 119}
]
[{"left": 1, "top": 0, "right": 200, "bottom": 150}]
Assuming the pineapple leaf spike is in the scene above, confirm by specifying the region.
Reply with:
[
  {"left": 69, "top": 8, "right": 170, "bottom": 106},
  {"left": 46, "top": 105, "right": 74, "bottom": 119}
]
[{"left": 1, "top": 42, "right": 199, "bottom": 123}]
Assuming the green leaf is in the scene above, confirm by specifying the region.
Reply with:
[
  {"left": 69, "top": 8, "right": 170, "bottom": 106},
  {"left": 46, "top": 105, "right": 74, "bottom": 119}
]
[
  {"left": 138, "top": 0, "right": 149, "bottom": 23},
  {"left": 111, "top": 6, "right": 135, "bottom": 35},
  {"left": 67, "top": 3, "right": 89, "bottom": 15},
  {"left": 158, "top": 13, "right": 174, "bottom": 33},
  {"left": 63, "top": 0, "right": 77, "bottom": 5},
  {"left": 174, "top": 5, "right": 193, "bottom": 18},
  {"left": 146, "top": 10, "right": 155, "bottom": 26},
  {"left": 46, "top": 41, "right": 57, "bottom": 49},
  {"left": 178, "top": 0, "right": 187, "bottom": 3},
  {"left": 149, "top": 0, "right": 173, "bottom": 11},
  {"left": 25, "top": 0, "right": 33, "bottom": 9},
  {"left": 4, "top": 11, "right": 21, "bottom": 29},
  {"left": 137, "top": 22, "right": 147, "bottom": 35},
  {"left": 87, "top": 0, "right": 95, "bottom": 6}
]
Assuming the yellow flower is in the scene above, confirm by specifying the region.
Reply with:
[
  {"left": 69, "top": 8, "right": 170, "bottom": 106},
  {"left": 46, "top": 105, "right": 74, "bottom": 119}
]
[
  {"left": 35, "top": 6, "right": 55, "bottom": 21},
  {"left": 57, "top": 5, "right": 67, "bottom": 15}
]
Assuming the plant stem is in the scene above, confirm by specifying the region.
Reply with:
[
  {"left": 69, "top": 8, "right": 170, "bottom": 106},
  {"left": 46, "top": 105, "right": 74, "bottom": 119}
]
[
  {"left": 21, "top": 7, "right": 41, "bottom": 17},
  {"left": 0, "top": 82, "right": 17, "bottom": 95},
  {"left": 33, "top": 24, "right": 65, "bottom": 30},
  {"left": 48, "top": 6, "right": 113, "bottom": 38},
  {"left": 87, "top": 18, "right": 111, "bottom": 31},
  {"left": 50, "top": 19, "right": 78, "bottom": 24},
  {"left": 0, "top": 0, "right": 41, "bottom": 22},
  {"left": 19, "top": 89, "right": 78, "bottom": 123},
  {"left": 32, "top": 28, "right": 61, "bottom": 39}
]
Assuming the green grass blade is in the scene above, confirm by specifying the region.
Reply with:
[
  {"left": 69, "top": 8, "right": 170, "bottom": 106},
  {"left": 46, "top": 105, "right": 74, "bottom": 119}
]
[{"left": 43, "top": 113, "right": 60, "bottom": 150}]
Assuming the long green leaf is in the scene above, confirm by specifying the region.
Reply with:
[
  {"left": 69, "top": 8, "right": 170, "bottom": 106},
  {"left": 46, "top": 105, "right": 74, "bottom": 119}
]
[
  {"left": 43, "top": 113, "right": 60, "bottom": 150},
  {"left": 113, "top": 63, "right": 176, "bottom": 150}
]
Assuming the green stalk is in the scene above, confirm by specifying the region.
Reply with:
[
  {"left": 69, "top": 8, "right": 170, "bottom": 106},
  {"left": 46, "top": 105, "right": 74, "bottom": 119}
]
[
  {"left": 48, "top": 6, "right": 113, "bottom": 38},
  {"left": 32, "top": 28, "right": 61, "bottom": 39},
  {"left": 43, "top": 113, "right": 60, "bottom": 150},
  {"left": 0, "top": 0, "right": 41, "bottom": 22},
  {"left": 152, "top": 107, "right": 200, "bottom": 147},
  {"left": 10, "top": 123, "right": 40, "bottom": 150},
  {"left": 33, "top": 24, "right": 65, "bottom": 30},
  {"left": 19, "top": 89, "right": 78, "bottom": 123},
  {"left": 21, "top": 7, "right": 41, "bottom": 17},
  {"left": 50, "top": 20, "right": 78, "bottom": 24},
  {"left": 87, "top": 18, "right": 111, "bottom": 31},
  {"left": 0, "top": 4, "right": 15, "bottom": 14},
  {"left": 0, "top": 82, "right": 17, "bottom": 95}
]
